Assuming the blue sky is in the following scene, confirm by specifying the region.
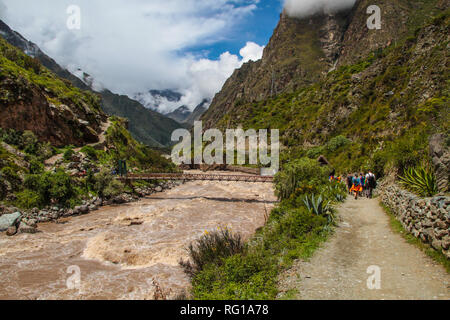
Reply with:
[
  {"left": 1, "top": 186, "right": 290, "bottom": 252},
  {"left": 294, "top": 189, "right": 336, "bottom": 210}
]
[
  {"left": 184, "top": 0, "right": 283, "bottom": 60},
  {"left": 0, "top": 0, "right": 285, "bottom": 112}
]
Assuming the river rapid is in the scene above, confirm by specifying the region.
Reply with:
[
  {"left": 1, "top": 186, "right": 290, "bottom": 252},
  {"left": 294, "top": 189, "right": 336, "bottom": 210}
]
[{"left": 0, "top": 172, "right": 276, "bottom": 300}]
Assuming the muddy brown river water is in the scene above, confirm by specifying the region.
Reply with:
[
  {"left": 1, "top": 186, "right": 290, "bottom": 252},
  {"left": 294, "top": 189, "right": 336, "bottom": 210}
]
[{"left": 0, "top": 172, "right": 276, "bottom": 300}]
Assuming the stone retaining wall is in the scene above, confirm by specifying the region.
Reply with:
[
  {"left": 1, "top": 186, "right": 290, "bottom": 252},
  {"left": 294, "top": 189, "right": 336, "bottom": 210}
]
[{"left": 379, "top": 182, "right": 450, "bottom": 259}]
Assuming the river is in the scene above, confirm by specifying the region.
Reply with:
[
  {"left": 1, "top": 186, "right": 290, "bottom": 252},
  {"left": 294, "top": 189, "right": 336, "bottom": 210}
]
[{"left": 0, "top": 172, "right": 276, "bottom": 300}]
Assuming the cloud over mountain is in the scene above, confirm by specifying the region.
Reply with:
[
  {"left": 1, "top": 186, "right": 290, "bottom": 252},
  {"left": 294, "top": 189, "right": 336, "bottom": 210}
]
[
  {"left": 0, "top": 0, "right": 264, "bottom": 112},
  {"left": 283, "top": 0, "right": 356, "bottom": 18}
]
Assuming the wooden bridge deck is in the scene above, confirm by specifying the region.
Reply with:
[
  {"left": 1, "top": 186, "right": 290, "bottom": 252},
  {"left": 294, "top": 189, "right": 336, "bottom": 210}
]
[{"left": 119, "top": 173, "right": 274, "bottom": 183}]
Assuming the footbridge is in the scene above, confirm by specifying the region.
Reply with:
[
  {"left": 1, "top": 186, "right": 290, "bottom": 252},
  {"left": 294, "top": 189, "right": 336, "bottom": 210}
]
[{"left": 119, "top": 173, "right": 274, "bottom": 183}]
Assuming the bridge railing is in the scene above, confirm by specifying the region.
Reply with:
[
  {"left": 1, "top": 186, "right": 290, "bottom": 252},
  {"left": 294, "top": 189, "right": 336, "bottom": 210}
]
[{"left": 119, "top": 173, "right": 274, "bottom": 183}]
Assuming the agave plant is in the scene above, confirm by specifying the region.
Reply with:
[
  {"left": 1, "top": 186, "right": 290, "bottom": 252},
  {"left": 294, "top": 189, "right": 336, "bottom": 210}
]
[
  {"left": 322, "top": 184, "right": 347, "bottom": 203},
  {"left": 334, "top": 194, "right": 345, "bottom": 202},
  {"left": 303, "top": 194, "right": 336, "bottom": 224},
  {"left": 399, "top": 166, "right": 438, "bottom": 197},
  {"left": 302, "top": 194, "right": 331, "bottom": 215}
]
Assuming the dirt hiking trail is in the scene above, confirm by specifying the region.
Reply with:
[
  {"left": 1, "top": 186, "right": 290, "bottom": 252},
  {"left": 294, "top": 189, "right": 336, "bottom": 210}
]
[
  {"left": 278, "top": 198, "right": 449, "bottom": 300},
  {"left": 44, "top": 120, "right": 111, "bottom": 168}
]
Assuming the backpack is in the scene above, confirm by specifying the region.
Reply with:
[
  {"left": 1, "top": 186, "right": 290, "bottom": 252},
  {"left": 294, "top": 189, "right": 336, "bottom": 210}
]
[{"left": 368, "top": 174, "right": 376, "bottom": 188}]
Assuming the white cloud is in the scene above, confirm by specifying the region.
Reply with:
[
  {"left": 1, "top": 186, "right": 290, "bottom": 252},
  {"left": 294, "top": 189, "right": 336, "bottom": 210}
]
[
  {"left": 0, "top": 0, "right": 263, "bottom": 112},
  {"left": 240, "top": 41, "right": 264, "bottom": 63},
  {"left": 283, "top": 0, "right": 356, "bottom": 18},
  {"left": 0, "top": 0, "right": 7, "bottom": 20},
  {"left": 135, "top": 41, "right": 264, "bottom": 113}
]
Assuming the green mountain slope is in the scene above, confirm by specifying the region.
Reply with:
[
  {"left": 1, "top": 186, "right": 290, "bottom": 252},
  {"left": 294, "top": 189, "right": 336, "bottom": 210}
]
[
  {"left": 0, "top": 19, "right": 182, "bottom": 148},
  {"left": 100, "top": 89, "right": 182, "bottom": 148},
  {"left": 0, "top": 37, "right": 105, "bottom": 147},
  {"left": 202, "top": 0, "right": 448, "bottom": 131},
  {"left": 207, "top": 10, "right": 449, "bottom": 177}
]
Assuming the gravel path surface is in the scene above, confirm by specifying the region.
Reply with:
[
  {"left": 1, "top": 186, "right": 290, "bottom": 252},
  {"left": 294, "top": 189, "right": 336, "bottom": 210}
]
[{"left": 278, "top": 198, "right": 450, "bottom": 300}]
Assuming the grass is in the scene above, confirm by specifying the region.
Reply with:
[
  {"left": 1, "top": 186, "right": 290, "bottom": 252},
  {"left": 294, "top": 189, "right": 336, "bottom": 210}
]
[
  {"left": 182, "top": 161, "right": 346, "bottom": 300},
  {"left": 189, "top": 220, "right": 332, "bottom": 300},
  {"left": 381, "top": 202, "right": 450, "bottom": 273}
]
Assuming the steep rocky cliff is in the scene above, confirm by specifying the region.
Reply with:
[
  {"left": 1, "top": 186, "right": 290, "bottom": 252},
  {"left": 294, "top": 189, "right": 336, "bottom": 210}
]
[
  {"left": 0, "top": 37, "right": 105, "bottom": 147},
  {"left": 202, "top": 0, "right": 448, "bottom": 131},
  {"left": 202, "top": 10, "right": 351, "bottom": 129},
  {"left": 0, "top": 20, "right": 182, "bottom": 148},
  {"left": 202, "top": 2, "right": 449, "bottom": 176},
  {"left": 338, "top": 0, "right": 447, "bottom": 66}
]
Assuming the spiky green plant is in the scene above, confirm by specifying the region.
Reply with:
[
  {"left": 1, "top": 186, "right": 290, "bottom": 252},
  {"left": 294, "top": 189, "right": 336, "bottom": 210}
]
[
  {"left": 399, "top": 166, "right": 438, "bottom": 197},
  {"left": 302, "top": 194, "right": 336, "bottom": 224},
  {"left": 302, "top": 194, "right": 331, "bottom": 215},
  {"left": 322, "top": 182, "right": 347, "bottom": 203}
]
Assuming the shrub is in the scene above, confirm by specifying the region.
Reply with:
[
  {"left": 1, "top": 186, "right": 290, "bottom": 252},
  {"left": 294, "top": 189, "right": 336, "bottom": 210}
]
[
  {"left": 93, "top": 169, "right": 124, "bottom": 199},
  {"left": 399, "top": 165, "right": 438, "bottom": 197},
  {"left": 49, "top": 169, "right": 77, "bottom": 205},
  {"left": 36, "top": 142, "right": 53, "bottom": 161},
  {"left": 21, "top": 131, "right": 39, "bottom": 155},
  {"left": 274, "top": 157, "right": 329, "bottom": 200},
  {"left": 321, "top": 181, "right": 347, "bottom": 203},
  {"left": 370, "top": 150, "right": 389, "bottom": 178},
  {"left": 302, "top": 194, "right": 335, "bottom": 224},
  {"left": 1, "top": 166, "right": 22, "bottom": 191},
  {"left": 180, "top": 228, "right": 244, "bottom": 278},
  {"left": 102, "top": 179, "right": 125, "bottom": 199},
  {"left": 23, "top": 169, "right": 78, "bottom": 208},
  {"left": 16, "top": 189, "right": 42, "bottom": 209},
  {"left": 81, "top": 145, "right": 98, "bottom": 161},
  {"left": 326, "top": 135, "right": 351, "bottom": 153},
  {"left": 29, "top": 158, "right": 44, "bottom": 174},
  {"left": 191, "top": 253, "right": 278, "bottom": 300},
  {"left": 302, "top": 194, "right": 331, "bottom": 215},
  {"left": 63, "top": 148, "right": 75, "bottom": 161},
  {"left": 0, "top": 128, "right": 22, "bottom": 146},
  {"left": 306, "top": 146, "right": 325, "bottom": 159},
  {"left": 23, "top": 55, "right": 41, "bottom": 74},
  {"left": 388, "top": 134, "right": 427, "bottom": 173},
  {"left": 0, "top": 178, "right": 8, "bottom": 199}
]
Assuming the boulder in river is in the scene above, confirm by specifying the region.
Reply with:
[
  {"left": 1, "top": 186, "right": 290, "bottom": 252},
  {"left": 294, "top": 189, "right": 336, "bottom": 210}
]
[
  {"left": 6, "top": 226, "right": 17, "bottom": 236},
  {"left": 0, "top": 212, "right": 21, "bottom": 232},
  {"left": 18, "top": 222, "right": 38, "bottom": 234}
]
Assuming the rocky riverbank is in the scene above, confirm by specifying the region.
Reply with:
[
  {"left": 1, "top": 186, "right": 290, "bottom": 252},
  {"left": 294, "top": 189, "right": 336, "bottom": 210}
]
[{"left": 0, "top": 180, "right": 182, "bottom": 236}]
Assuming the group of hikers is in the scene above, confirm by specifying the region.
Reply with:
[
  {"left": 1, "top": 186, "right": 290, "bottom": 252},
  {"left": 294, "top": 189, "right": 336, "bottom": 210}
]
[{"left": 329, "top": 171, "right": 377, "bottom": 200}]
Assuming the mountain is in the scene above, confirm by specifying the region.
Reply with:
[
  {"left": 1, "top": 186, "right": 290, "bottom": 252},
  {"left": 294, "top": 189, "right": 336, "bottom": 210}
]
[
  {"left": 0, "top": 20, "right": 91, "bottom": 92},
  {"left": 166, "top": 99, "right": 209, "bottom": 126},
  {"left": 0, "top": 33, "right": 176, "bottom": 210},
  {"left": 201, "top": 10, "right": 350, "bottom": 129},
  {"left": 184, "top": 99, "right": 209, "bottom": 126},
  {"left": 100, "top": 89, "right": 182, "bottom": 148},
  {"left": 200, "top": 0, "right": 449, "bottom": 180},
  {"left": 0, "top": 35, "right": 105, "bottom": 147},
  {"left": 0, "top": 20, "right": 181, "bottom": 148},
  {"left": 166, "top": 105, "right": 191, "bottom": 123},
  {"left": 202, "top": 0, "right": 447, "bottom": 130},
  {"left": 134, "top": 89, "right": 183, "bottom": 111}
]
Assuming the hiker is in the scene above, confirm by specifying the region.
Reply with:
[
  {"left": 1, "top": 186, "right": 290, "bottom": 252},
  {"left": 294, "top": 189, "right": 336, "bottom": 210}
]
[
  {"left": 366, "top": 171, "right": 377, "bottom": 198},
  {"left": 350, "top": 173, "right": 363, "bottom": 200},
  {"left": 329, "top": 169, "right": 336, "bottom": 183},
  {"left": 346, "top": 174, "right": 353, "bottom": 194},
  {"left": 360, "top": 173, "right": 366, "bottom": 198}
]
